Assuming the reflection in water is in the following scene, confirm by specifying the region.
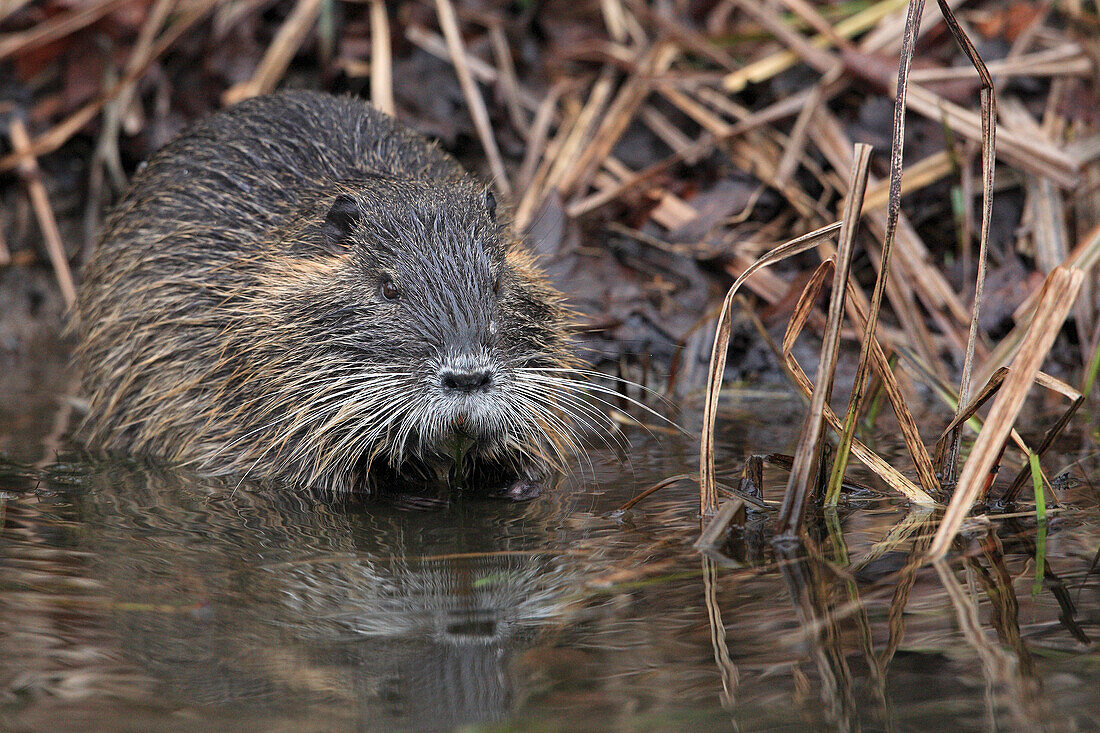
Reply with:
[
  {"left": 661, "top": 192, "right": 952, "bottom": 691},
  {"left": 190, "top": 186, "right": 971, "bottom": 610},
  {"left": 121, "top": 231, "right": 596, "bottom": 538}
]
[
  {"left": 696, "top": 500, "right": 1100, "bottom": 732},
  {"left": 701, "top": 554, "right": 738, "bottom": 716},
  {"left": 1, "top": 385, "right": 1099, "bottom": 730},
  {"left": 1, "top": 458, "right": 583, "bottom": 730},
  {"left": 776, "top": 543, "right": 858, "bottom": 730},
  {"left": 0, "top": 462, "right": 154, "bottom": 707}
]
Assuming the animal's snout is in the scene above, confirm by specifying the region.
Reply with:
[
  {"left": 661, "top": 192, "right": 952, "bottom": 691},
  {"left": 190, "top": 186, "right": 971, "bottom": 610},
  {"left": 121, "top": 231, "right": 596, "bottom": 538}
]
[{"left": 440, "top": 365, "right": 493, "bottom": 393}]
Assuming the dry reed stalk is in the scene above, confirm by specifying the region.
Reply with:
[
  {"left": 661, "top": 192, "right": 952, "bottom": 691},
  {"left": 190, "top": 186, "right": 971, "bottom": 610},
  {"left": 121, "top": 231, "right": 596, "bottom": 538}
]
[
  {"left": 0, "top": 1, "right": 32, "bottom": 24},
  {"left": 776, "top": 0, "right": 851, "bottom": 45},
  {"left": 434, "top": 0, "right": 510, "bottom": 196},
  {"left": 699, "top": 221, "right": 842, "bottom": 515},
  {"left": 905, "top": 85, "right": 1079, "bottom": 188},
  {"left": 827, "top": 0, "right": 932, "bottom": 495},
  {"left": 776, "top": 144, "right": 872, "bottom": 538},
  {"left": 488, "top": 23, "right": 527, "bottom": 134},
  {"left": 934, "top": 0, "right": 997, "bottom": 485},
  {"left": 1031, "top": 371, "right": 1082, "bottom": 401},
  {"left": 625, "top": 0, "right": 738, "bottom": 71},
  {"left": 733, "top": 0, "right": 839, "bottom": 76},
  {"left": 937, "top": 365, "right": 1082, "bottom": 457},
  {"left": 515, "top": 102, "right": 582, "bottom": 229},
  {"left": 909, "top": 45, "right": 1091, "bottom": 83},
  {"left": 813, "top": 127, "right": 945, "bottom": 374},
  {"left": 976, "top": 225, "right": 1100, "bottom": 389},
  {"left": 0, "top": 0, "right": 132, "bottom": 61},
  {"left": 85, "top": 0, "right": 174, "bottom": 199},
  {"left": 637, "top": 106, "right": 699, "bottom": 163},
  {"left": 1023, "top": 154, "right": 1088, "bottom": 347},
  {"left": 599, "top": 0, "right": 630, "bottom": 43},
  {"left": 778, "top": 265, "right": 842, "bottom": 494},
  {"left": 404, "top": 26, "right": 544, "bottom": 117},
  {"left": 111, "top": 0, "right": 175, "bottom": 128},
  {"left": 654, "top": 84, "right": 819, "bottom": 217},
  {"left": 515, "top": 83, "right": 566, "bottom": 200},
  {"left": 515, "top": 70, "right": 616, "bottom": 226},
  {"left": 368, "top": 0, "right": 395, "bottom": 117},
  {"left": 83, "top": 0, "right": 174, "bottom": 253},
  {"left": 0, "top": 0, "right": 216, "bottom": 173},
  {"left": 617, "top": 474, "right": 692, "bottom": 512},
  {"left": 723, "top": 0, "right": 909, "bottom": 91},
  {"left": 813, "top": 110, "right": 971, "bottom": 329},
  {"left": 833, "top": 279, "right": 941, "bottom": 500},
  {"left": 773, "top": 69, "right": 837, "bottom": 189},
  {"left": 860, "top": 151, "right": 953, "bottom": 212},
  {"left": 9, "top": 119, "right": 77, "bottom": 309},
  {"left": 1043, "top": 137, "right": 1095, "bottom": 355},
  {"left": 1003, "top": 394, "right": 1086, "bottom": 501},
  {"left": 815, "top": 115, "right": 948, "bottom": 367},
  {"left": 930, "top": 366, "right": 1052, "bottom": 466},
  {"left": 655, "top": 81, "right": 733, "bottom": 137},
  {"left": 566, "top": 87, "right": 819, "bottom": 219},
  {"left": 731, "top": 0, "right": 962, "bottom": 97},
  {"left": 933, "top": 366, "right": 1009, "bottom": 452},
  {"left": 735, "top": 453, "right": 768, "bottom": 504},
  {"left": 561, "top": 42, "right": 677, "bottom": 197},
  {"left": 695, "top": 499, "right": 747, "bottom": 555},
  {"left": 859, "top": 0, "right": 964, "bottom": 52},
  {"left": 777, "top": 267, "right": 935, "bottom": 505},
  {"left": 928, "top": 266, "right": 1084, "bottom": 561},
  {"left": 223, "top": 0, "right": 323, "bottom": 104},
  {"left": 636, "top": 190, "right": 696, "bottom": 230},
  {"left": 723, "top": 253, "right": 799, "bottom": 304},
  {"left": 541, "top": 69, "right": 617, "bottom": 195}
]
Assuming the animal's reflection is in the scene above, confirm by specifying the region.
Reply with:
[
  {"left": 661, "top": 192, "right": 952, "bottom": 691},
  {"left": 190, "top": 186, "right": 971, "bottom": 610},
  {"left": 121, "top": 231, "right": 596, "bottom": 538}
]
[{"left": 64, "top": 461, "right": 580, "bottom": 729}]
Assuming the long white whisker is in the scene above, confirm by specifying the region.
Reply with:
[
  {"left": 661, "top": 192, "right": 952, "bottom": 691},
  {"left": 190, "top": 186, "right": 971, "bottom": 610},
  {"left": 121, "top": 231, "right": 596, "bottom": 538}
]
[
  {"left": 516, "top": 366, "right": 672, "bottom": 402},
  {"left": 509, "top": 379, "right": 626, "bottom": 453},
  {"left": 518, "top": 373, "right": 684, "bottom": 434}
]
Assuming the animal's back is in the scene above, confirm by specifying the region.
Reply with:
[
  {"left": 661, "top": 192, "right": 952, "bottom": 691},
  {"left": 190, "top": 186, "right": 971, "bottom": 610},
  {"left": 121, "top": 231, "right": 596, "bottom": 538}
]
[{"left": 97, "top": 91, "right": 464, "bottom": 256}]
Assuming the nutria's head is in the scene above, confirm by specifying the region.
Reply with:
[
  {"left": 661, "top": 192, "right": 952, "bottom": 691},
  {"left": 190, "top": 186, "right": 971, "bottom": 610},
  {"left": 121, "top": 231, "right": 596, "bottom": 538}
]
[{"left": 239, "top": 175, "right": 574, "bottom": 491}]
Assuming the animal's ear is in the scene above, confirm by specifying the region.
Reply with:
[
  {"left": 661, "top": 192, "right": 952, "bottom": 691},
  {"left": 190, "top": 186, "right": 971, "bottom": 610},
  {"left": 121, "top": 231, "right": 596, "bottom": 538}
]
[
  {"left": 323, "top": 194, "right": 361, "bottom": 246},
  {"left": 484, "top": 188, "right": 497, "bottom": 219}
]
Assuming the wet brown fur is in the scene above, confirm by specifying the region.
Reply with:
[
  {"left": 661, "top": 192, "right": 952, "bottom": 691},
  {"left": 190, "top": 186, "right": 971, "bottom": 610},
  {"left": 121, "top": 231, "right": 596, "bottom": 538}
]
[{"left": 76, "top": 91, "right": 577, "bottom": 494}]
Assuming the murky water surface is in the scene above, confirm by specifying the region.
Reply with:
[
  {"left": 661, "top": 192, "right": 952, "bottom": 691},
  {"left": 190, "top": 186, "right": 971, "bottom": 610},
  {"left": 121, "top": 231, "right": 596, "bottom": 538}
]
[{"left": 2, "top": 356, "right": 1098, "bottom": 732}]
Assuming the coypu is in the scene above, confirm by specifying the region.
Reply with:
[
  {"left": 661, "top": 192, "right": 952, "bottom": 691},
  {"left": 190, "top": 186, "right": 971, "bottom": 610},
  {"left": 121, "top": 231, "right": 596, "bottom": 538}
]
[{"left": 76, "top": 90, "right": 586, "bottom": 497}]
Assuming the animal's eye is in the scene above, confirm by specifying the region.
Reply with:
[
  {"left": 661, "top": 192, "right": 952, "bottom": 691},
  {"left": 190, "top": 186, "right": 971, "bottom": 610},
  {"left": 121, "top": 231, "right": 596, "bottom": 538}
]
[{"left": 380, "top": 278, "right": 400, "bottom": 301}]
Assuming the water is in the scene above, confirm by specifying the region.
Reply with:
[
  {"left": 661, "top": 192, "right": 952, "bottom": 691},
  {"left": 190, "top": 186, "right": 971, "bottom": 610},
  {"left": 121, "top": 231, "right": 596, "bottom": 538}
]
[{"left": 2, "top": 354, "right": 1098, "bottom": 732}]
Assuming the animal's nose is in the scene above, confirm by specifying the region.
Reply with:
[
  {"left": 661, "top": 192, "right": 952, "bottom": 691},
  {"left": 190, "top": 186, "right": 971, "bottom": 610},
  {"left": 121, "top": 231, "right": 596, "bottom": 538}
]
[{"left": 441, "top": 367, "right": 493, "bottom": 393}]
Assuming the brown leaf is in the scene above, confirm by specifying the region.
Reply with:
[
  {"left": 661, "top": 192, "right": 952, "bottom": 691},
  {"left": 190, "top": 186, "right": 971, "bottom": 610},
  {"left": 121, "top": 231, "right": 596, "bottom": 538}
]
[{"left": 973, "top": 2, "right": 1046, "bottom": 42}]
